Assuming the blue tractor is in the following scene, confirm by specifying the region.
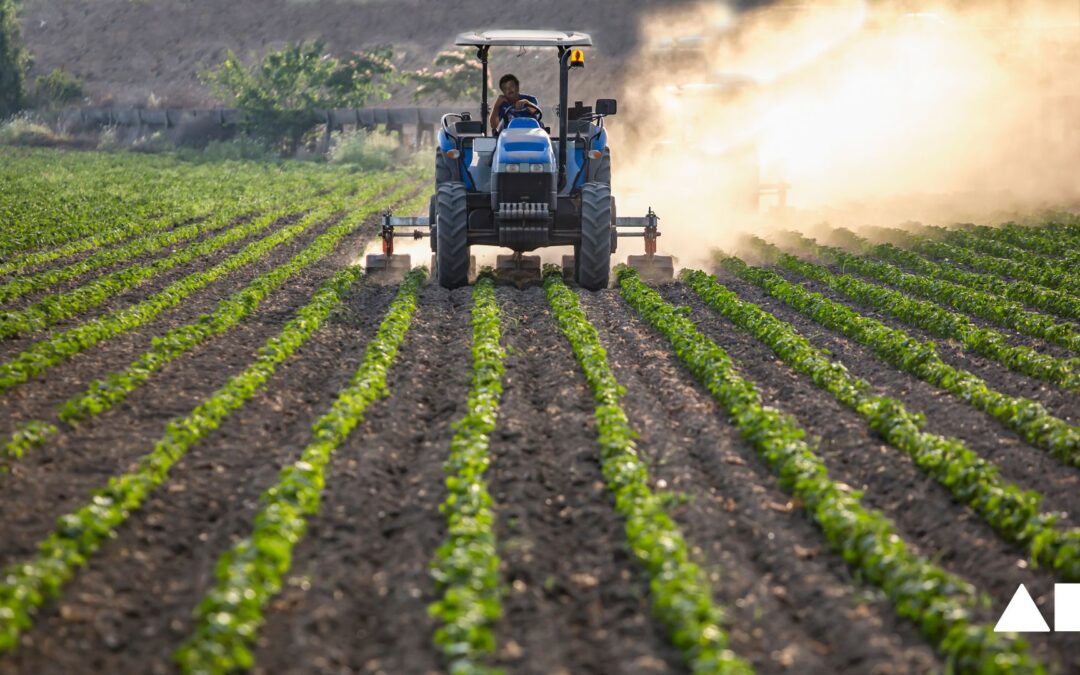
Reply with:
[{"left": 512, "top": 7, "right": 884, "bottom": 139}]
[{"left": 369, "top": 29, "right": 673, "bottom": 290}]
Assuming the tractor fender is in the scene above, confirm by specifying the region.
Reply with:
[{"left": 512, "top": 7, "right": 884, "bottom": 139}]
[
  {"left": 587, "top": 147, "right": 611, "bottom": 185},
  {"left": 435, "top": 149, "right": 461, "bottom": 184}
]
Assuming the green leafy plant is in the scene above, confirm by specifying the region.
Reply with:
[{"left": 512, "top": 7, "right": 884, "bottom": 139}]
[
  {"left": 0, "top": 181, "right": 359, "bottom": 395},
  {"left": 0, "top": 264, "right": 369, "bottom": 654},
  {"left": 0, "top": 184, "right": 349, "bottom": 340},
  {"left": 410, "top": 51, "right": 481, "bottom": 103},
  {"left": 174, "top": 267, "right": 426, "bottom": 673},
  {"left": 0, "top": 193, "right": 291, "bottom": 305},
  {"left": 0, "top": 148, "right": 354, "bottom": 272},
  {"left": 196, "top": 137, "right": 278, "bottom": 162},
  {"left": 714, "top": 254, "right": 1080, "bottom": 468},
  {"left": 33, "top": 68, "right": 83, "bottom": 107},
  {"left": 890, "top": 227, "right": 1080, "bottom": 299},
  {"left": 428, "top": 273, "right": 507, "bottom": 675},
  {"left": 683, "top": 268, "right": 1080, "bottom": 580},
  {"left": 617, "top": 266, "right": 1042, "bottom": 674},
  {"left": 928, "top": 225, "right": 1080, "bottom": 293},
  {"left": 957, "top": 223, "right": 1080, "bottom": 269},
  {"left": 202, "top": 41, "right": 396, "bottom": 154},
  {"left": 544, "top": 268, "right": 754, "bottom": 675},
  {"left": 0, "top": 0, "right": 28, "bottom": 117},
  {"left": 829, "top": 227, "right": 1080, "bottom": 323},
  {"left": 328, "top": 127, "right": 398, "bottom": 170},
  {"left": 0, "top": 175, "right": 417, "bottom": 465},
  {"left": 745, "top": 237, "right": 1080, "bottom": 391},
  {"left": 780, "top": 231, "right": 1080, "bottom": 354},
  {"left": 0, "top": 114, "right": 58, "bottom": 145}
]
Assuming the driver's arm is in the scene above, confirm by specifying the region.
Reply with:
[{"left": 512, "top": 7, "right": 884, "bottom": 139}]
[
  {"left": 515, "top": 97, "right": 540, "bottom": 113},
  {"left": 489, "top": 96, "right": 506, "bottom": 131}
]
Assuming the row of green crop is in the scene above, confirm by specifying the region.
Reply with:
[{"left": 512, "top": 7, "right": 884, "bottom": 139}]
[
  {"left": 928, "top": 225, "right": 1080, "bottom": 287},
  {"left": 427, "top": 274, "right": 507, "bottom": 675},
  {"left": 0, "top": 176, "right": 403, "bottom": 396},
  {"left": 0, "top": 177, "right": 358, "bottom": 339},
  {"left": 748, "top": 237, "right": 1080, "bottom": 391},
  {"left": 544, "top": 269, "right": 753, "bottom": 675},
  {"left": 1044, "top": 218, "right": 1080, "bottom": 235},
  {"left": 616, "top": 267, "right": 1041, "bottom": 674},
  {"left": 1, "top": 176, "right": 416, "bottom": 465},
  {"left": 715, "top": 256, "right": 1080, "bottom": 468},
  {"left": 0, "top": 148, "right": 349, "bottom": 262},
  {"left": 829, "top": 228, "right": 1080, "bottom": 323},
  {"left": 893, "top": 228, "right": 1080, "bottom": 299},
  {"left": 0, "top": 264, "right": 370, "bottom": 653},
  {"left": 957, "top": 223, "right": 1080, "bottom": 269},
  {"left": 0, "top": 149, "right": 201, "bottom": 256},
  {"left": 0, "top": 203, "right": 222, "bottom": 278},
  {"left": 782, "top": 233, "right": 1080, "bottom": 354},
  {"left": 173, "top": 267, "right": 426, "bottom": 673},
  {"left": 0, "top": 193, "right": 282, "bottom": 304},
  {"left": 683, "top": 268, "right": 1080, "bottom": 580}
]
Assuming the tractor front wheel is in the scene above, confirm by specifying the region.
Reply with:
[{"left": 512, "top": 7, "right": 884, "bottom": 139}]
[
  {"left": 436, "top": 182, "right": 470, "bottom": 289},
  {"left": 576, "top": 182, "right": 612, "bottom": 291}
]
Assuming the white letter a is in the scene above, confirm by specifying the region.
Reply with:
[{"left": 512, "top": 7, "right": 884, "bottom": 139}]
[{"left": 994, "top": 584, "right": 1049, "bottom": 632}]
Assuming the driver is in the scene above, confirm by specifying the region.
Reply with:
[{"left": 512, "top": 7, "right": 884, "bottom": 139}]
[{"left": 489, "top": 74, "right": 541, "bottom": 131}]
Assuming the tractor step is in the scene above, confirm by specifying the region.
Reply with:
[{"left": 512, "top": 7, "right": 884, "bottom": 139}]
[
  {"left": 495, "top": 254, "right": 542, "bottom": 287},
  {"left": 627, "top": 254, "right": 675, "bottom": 283},
  {"left": 365, "top": 254, "right": 412, "bottom": 281}
]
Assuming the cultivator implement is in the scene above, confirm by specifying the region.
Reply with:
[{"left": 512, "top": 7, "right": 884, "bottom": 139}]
[
  {"left": 367, "top": 207, "right": 674, "bottom": 286},
  {"left": 364, "top": 213, "right": 427, "bottom": 280},
  {"left": 616, "top": 207, "right": 674, "bottom": 283}
]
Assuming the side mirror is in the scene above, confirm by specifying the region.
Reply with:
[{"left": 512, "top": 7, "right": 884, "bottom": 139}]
[{"left": 595, "top": 99, "right": 617, "bottom": 116}]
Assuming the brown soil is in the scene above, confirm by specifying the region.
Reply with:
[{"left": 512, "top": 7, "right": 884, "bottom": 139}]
[
  {"left": 0, "top": 211, "right": 254, "bottom": 314},
  {"left": 252, "top": 284, "right": 473, "bottom": 674},
  {"left": 0, "top": 179, "right": 416, "bottom": 443},
  {"left": 0, "top": 279, "right": 400, "bottom": 675},
  {"left": 2, "top": 264, "right": 1079, "bottom": 673},
  {"left": 663, "top": 278, "right": 1080, "bottom": 671},
  {"left": 579, "top": 288, "right": 941, "bottom": 674},
  {"left": 485, "top": 287, "right": 683, "bottom": 674},
  {"left": 703, "top": 271, "right": 1080, "bottom": 522},
  {"left": 765, "top": 266, "right": 1080, "bottom": 423}
]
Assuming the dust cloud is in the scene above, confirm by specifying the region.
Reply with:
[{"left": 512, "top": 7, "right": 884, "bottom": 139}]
[{"left": 612, "top": 0, "right": 1080, "bottom": 266}]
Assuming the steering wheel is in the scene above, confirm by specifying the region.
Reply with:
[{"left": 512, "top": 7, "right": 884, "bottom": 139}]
[{"left": 503, "top": 105, "right": 543, "bottom": 125}]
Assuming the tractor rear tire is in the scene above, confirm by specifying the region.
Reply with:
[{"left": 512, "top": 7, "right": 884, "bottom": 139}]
[
  {"left": 576, "top": 182, "right": 612, "bottom": 291},
  {"left": 436, "top": 182, "right": 470, "bottom": 289}
]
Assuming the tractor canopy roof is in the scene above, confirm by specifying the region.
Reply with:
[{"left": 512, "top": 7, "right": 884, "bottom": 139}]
[{"left": 455, "top": 30, "right": 592, "bottom": 47}]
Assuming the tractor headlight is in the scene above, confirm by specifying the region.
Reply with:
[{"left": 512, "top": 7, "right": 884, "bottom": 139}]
[
  {"left": 530, "top": 163, "right": 545, "bottom": 173},
  {"left": 505, "top": 164, "right": 520, "bottom": 173}
]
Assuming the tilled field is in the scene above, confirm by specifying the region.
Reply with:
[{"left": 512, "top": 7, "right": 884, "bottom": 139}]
[{"left": 2, "top": 151, "right": 1080, "bottom": 674}]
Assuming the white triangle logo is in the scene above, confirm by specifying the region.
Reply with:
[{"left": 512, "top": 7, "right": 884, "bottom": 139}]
[{"left": 994, "top": 584, "right": 1050, "bottom": 632}]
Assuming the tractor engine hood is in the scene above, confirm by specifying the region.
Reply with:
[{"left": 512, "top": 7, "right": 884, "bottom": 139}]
[{"left": 493, "top": 122, "right": 556, "bottom": 173}]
